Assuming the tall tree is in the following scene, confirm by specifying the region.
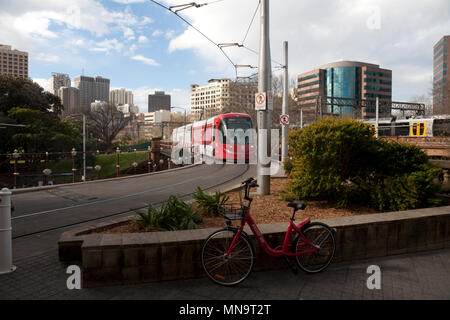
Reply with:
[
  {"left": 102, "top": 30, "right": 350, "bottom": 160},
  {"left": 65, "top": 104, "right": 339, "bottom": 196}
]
[
  {"left": 0, "top": 75, "right": 63, "bottom": 115},
  {"left": 86, "top": 103, "right": 129, "bottom": 151}
]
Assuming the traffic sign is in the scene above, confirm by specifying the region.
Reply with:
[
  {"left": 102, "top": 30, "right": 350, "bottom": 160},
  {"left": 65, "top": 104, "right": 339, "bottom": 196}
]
[
  {"left": 280, "top": 114, "right": 290, "bottom": 125},
  {"left": 255, "top": 92, "right": 266, "bottom": 110}
]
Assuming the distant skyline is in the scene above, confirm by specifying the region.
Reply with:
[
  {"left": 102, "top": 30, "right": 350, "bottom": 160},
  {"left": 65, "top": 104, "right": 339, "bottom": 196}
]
[{"left": 1, "top": 0, "right": 449, "bottom": 113}]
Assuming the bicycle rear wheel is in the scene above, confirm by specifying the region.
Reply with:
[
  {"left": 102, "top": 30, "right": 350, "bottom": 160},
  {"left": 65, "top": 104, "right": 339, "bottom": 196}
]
[
  {"left": 293, "top": 222, "right": 336, "bottom": 273},
  {"left": 201, "top": 228, "right": 255, "bottom": 286}
]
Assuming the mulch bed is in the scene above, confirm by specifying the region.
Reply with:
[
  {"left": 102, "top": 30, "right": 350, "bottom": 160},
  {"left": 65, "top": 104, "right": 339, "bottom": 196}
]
[{"left": 96, "top": 177, "right": 377, "bottom": 234}]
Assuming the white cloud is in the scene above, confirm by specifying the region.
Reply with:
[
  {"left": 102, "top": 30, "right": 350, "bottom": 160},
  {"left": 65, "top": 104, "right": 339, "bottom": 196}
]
[
  {"left": 123, "top": 27, "right": 135, "bottom": 41},
  {"left": 90, "top": 38, "right": 124, "bottom": 53},
  {"left": 138, "top": 35, "right": 148, "bottom": 43},
  {"left": 32, "top": 78, "right": 50, "bottom": 92},
  {"left": 35, "top": 53, "right": 61, "bottom": 63},
  {"left": 165, "top": 30, "right": 176, "bottom": 40},
  {"left": 131, "top": 55, "right": 160, "bottom": 66},
  {"left": 152, "top": 29, "right": 163, "bottom": 37}
]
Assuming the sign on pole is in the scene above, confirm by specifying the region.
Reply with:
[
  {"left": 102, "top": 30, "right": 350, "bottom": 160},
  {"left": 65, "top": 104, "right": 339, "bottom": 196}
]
[
  {"left": 255, "top": 92, "right": 266, "bottom": 111},
  {"left": 280, "top": 114, "right": 289, "bottom": 125}
]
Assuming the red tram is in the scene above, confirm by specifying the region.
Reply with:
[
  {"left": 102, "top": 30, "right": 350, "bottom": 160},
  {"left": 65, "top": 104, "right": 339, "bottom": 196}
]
[{"left": 172, "top": 113, "right": 255, "bottom": 162}]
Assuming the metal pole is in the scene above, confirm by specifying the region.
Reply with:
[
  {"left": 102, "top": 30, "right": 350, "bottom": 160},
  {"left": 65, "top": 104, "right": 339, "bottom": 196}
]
[
  {"left": 300, "top": 109, "right": 303, "bottom": 128},
  {"left": 116, "top": 147, "right": 120, "bottom": 177},
  {"left": 0, "top": 188, "right": 16, "bottom": 274},
  {"left": 281, "top": 41, "right": 289, "bottom": 164},
  {"left": 83, "top": 114, "right": 86, "bottom": 182},
  {"left": 257, "top": 0, "right": 272, "bottom": 195},
  {"left": 376, "top": 97, "right": 379, "bottom": 138}
]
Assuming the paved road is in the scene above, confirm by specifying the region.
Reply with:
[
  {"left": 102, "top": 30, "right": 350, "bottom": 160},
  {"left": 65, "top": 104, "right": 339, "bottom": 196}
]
[{"left": 11, "top": 164, "right": 250, "bottom": 238}]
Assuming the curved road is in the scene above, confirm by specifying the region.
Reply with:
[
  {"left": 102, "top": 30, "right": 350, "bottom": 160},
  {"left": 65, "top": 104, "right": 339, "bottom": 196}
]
[{"left": 11, "top": 163, "right": 253, "bottom": 239}]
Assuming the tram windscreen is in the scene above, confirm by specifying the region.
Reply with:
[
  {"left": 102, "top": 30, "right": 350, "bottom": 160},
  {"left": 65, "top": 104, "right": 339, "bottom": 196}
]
[{"left": 220, "top": 117, "right": 254, "bottom": 144}]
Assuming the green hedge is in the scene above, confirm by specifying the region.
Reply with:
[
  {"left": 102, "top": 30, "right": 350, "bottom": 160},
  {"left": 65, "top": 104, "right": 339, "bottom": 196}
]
[{"left": 282, "top": 117, "right": 442, "bottom": 211}]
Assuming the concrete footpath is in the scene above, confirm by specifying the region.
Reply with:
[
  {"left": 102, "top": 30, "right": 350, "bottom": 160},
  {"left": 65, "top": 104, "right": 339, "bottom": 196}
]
[{"left": 1, "top": 245, "right": 449, "bottom": 300}]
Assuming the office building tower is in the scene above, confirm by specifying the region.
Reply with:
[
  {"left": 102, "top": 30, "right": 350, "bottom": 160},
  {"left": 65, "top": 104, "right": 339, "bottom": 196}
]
[
  {"left": 148, "top": 91, "right": 171, "bottom": 113},
  {"left": 297, "top": 61, "right": 392, "bottom": 121},
  {"left": 74, "top": 75, "right": 110, "bottom": 112},
  {"left": 58, "top": 87, "right": 81, "bottom": 117},
  {"left": 433, "top": 35, "right": 450, "bottom": 114}
]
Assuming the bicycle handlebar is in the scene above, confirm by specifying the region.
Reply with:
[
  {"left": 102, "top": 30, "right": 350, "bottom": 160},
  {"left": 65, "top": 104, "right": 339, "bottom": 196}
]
[{"left": 242, "top": 177, "right": 258, "bottom": 202}]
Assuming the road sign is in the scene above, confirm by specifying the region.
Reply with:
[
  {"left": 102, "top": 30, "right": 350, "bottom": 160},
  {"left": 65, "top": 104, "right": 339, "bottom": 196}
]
[
  {"left": 280, "top": 114, "right": 290, "bottom": 125},
  {"left": 255, "top": 92, "right": 266, "bottom": 111}
]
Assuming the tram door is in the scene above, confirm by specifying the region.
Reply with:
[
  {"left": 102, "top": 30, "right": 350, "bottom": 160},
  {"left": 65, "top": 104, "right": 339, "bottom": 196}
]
[{"left": 410, "top": 122, "right": 426, "bottom": 137}]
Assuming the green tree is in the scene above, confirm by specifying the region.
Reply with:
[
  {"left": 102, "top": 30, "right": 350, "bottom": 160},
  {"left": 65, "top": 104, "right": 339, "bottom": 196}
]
[
  {"left": 0, "top": 75, "right": 63, "bottom": 115},
  {"left": 0, "top": 75, "right": 80, "bottom": 154}
]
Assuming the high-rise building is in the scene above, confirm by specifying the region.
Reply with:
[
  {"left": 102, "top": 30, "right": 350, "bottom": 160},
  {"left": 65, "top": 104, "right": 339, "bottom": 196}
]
[
  {"left": 190, "top": 78, "right": 257, "bottom": 120},
  {"left": 110, "top": 88, "right": 134, "bottom": 106},
  {"left": 50, "top": 73, "right": 71, "bottom": 95},
  {"left": 148, "top": 91, "right": 171, "bottom": 113},
  {"left": 0, "top": 44, "right": 28, "bottom": 79},
  {"left": 73, "top": 75, "right": 110, "bottom": 112},
  {"left": 297, "top": 61, "right": 392, "bottom": 121},
  {"left": 433, "top": 35, "right": 449, "bottom": 115},
  {"left": 58, "top": 87, "right": 81, "bottom": 117}
]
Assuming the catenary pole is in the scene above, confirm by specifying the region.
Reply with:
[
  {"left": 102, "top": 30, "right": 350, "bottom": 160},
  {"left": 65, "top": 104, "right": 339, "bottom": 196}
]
[
  {"left": 257, "top": 0, "right": 272, "bottom": 195},
  {"left": 281, "top": 41, "right": 289, "bottom": 163}
]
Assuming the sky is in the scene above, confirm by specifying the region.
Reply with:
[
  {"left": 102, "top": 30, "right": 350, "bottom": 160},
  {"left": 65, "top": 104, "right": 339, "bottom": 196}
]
[{"left": 0, "top": 0, "right": 449, "bottom": 113}]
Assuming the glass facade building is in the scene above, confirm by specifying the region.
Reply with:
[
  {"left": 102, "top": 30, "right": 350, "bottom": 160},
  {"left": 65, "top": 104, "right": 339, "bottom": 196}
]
[{"left": 297, "top": 61, "right": 392, "bottom": 120}]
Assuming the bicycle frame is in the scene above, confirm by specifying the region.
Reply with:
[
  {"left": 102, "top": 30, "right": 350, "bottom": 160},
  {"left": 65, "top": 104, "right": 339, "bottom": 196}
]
[{"left": 226, "top": 208, "right": 319, "bottom": 258}]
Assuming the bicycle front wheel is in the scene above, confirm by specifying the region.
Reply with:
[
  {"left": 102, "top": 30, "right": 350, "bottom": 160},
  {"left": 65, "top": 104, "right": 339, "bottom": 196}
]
[
  {"left": 201, "top": 228, "right": 255, "bottom": 286},
  {"left": 294, "top": 222, "right": 336, "bottom": 273}
]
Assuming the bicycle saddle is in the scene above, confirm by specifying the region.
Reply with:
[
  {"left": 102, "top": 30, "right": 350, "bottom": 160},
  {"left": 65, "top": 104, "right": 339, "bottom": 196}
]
[{"left": 287, "top": 201, "right": 307, "bottom": 211}]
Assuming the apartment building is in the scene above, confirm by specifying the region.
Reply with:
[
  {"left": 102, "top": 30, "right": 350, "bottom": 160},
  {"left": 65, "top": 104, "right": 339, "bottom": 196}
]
[
  {"left": 110, "top": 88, "right": 134, "bottom": 107},
  {"left": 190, "top": 78, "right": 257, "bottom": 120},
  {"left": 0, "top": 44, "right": 28, "bottom": 79},
  {"left": 50, "top": 73, "right": 71, "bottom": 95}
]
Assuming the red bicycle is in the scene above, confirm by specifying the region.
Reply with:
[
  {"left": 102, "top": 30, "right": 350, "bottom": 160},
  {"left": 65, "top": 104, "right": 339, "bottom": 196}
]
[{"left": 201, "top": 177, "right": 336, "bottom": 286}]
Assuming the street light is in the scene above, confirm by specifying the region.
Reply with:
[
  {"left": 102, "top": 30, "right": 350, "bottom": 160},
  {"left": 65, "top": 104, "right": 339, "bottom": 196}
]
[
  {"left": 116, "top": 147, "right": 121, "bottom": 177},
  {"left": 12, "top": 150, "right": 20, "bottom": 189},
  {"left": 71, "top": 148, "right": 77, "bottom": 183}
]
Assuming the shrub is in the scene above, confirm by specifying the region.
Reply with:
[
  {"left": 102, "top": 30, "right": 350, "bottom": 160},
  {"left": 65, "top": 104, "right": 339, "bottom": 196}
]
[
  {"left": 193, "top": 187, "right": 230, "bottom": 217},
  {"left": 282, "top": 117, "right": 442, "bottom": 211},
  {"left": 134, "top": 195, "right": 202, "bottom": 231}
]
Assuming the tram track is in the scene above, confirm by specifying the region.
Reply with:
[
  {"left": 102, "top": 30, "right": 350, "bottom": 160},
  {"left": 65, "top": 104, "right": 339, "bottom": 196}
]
[{"left": 11, "top": 163, "right": 251, "bottom": 239}]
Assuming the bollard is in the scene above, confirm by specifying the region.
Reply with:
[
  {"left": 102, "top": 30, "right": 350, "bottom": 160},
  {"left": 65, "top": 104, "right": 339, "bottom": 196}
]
[{"left": 0, "top": 188, "right": 16, "bottom": 274}]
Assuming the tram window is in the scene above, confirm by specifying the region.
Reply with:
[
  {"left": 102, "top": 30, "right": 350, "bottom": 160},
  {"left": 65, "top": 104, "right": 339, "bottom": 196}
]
[{"left": 395, "top": 123, "right": 410, "bottom": 136}]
